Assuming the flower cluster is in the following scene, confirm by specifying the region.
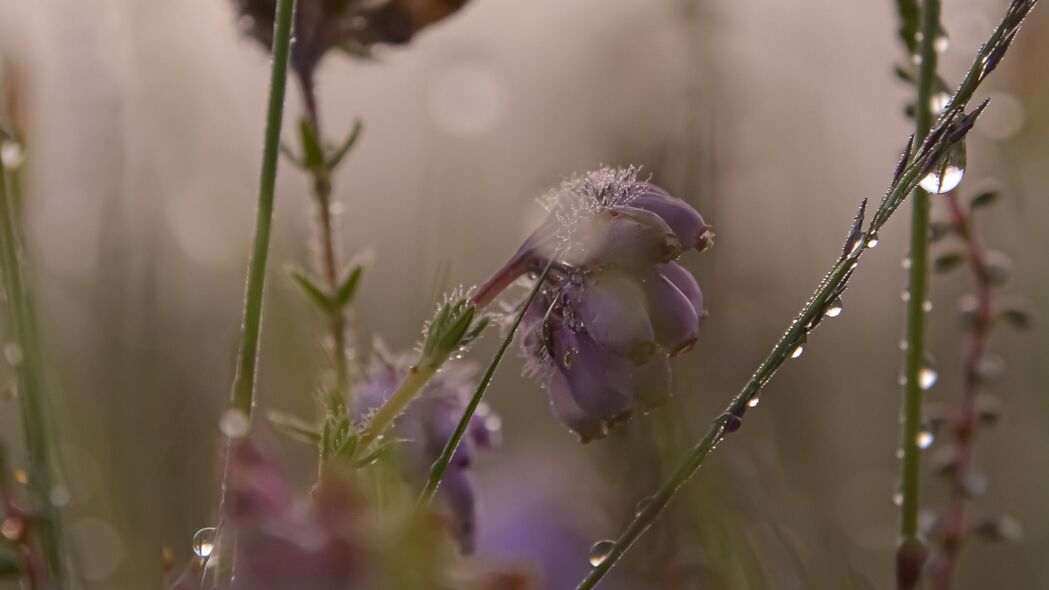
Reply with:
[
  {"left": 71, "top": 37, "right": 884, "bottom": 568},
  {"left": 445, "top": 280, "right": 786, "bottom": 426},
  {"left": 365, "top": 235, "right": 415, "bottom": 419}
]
[
  {"left": 233, "top": 0, "right": 471, "bottom": 77},
  {"left": 473, "top": 167, "right": 712, "bottom": 441},
  {"left": 354, "top": 346, "right": 497, "bottom": 552}
]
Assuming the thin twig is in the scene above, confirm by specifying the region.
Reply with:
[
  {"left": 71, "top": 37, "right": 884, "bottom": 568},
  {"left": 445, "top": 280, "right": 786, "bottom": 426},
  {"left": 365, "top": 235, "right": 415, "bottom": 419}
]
[
  {"left": 932, "top": 192, "right": 993, "bottom": 590},
  {"left": 297, "top": 73, "right": 351, "bottom": 395}
]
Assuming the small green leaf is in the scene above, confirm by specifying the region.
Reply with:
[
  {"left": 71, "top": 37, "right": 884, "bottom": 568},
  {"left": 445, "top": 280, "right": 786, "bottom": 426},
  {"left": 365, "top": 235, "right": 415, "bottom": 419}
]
[
  {"left": 327, "top": 119, "right": 364, "bottom": 170},
  {"left": 894, "top": 63, "right": 916, "bottom": 83},
  {"left": 289, "top": 269, "right": 334, "bottom": 314},
  {"left": 298, "top": 118, "right": 326, "bottom": 172},
  {"left": 934, "top": 251, "right": 966, "bottom": 273},
  {"left": 997, "top": 301, "right": 1033, "bottom": 330},
  {"left": 969, "top": 190, "right": 999, "bottom": 209},
  {"left": 332, "top": 265, "right": 363, "bottom": 310},
  {"left": 267, "top": 411, "right": 322, "bottom": 444}
]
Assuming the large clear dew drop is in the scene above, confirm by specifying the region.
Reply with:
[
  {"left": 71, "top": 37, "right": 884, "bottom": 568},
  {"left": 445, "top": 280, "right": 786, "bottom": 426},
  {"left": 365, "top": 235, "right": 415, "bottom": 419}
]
[
  {"left": 919, "top": 141, "right": 966, "bottom": 194},
  {"left": 588, "top": 540, "right": 615, "bottom": 567}
]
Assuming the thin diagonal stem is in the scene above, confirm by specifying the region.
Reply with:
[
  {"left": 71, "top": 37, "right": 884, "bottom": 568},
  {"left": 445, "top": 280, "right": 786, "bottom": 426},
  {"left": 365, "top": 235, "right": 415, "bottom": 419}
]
[
  {"left": 574, "top": 2, "right": 1036, "bottom": 586},
  {"left": 0, "top": 155, "right": 66, "bottom": 587},
  {"left": 420, "top": 258, "right": 556, "bottom": 503},
  {"left": 898, "top": 1, "right": 941, "bottom": 586},
  {"left": 229, "top": 0, "right": 298, "bottom": 416}
]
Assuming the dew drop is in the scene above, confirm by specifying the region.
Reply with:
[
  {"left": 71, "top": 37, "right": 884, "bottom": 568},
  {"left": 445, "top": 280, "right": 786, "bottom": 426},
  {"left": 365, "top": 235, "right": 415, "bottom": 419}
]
[
  {"left": 934, "top": 33, "right": 950, "bottom": 53},
  {"left": 4, "top": 343, "right": 23, "bottom": 366},
  {"left": 0, "top": 141, "right": 24, "bottom": 169},
  {"left": 824, "top": 298, "right": 844, "bottom": 318},
  {"left": 219, "top": 409, "right": 250, "bottom": 439},
  {"left": 50, "top": 485, "right": 71, "bottom": 507},
  {"left": 562, "top": 347, "right": 579, "bottom": 369},
  {"left": 866, "top": 234, "right": 880, "bottom": 248},
  {"left": 930, "top": 91, "right": 951, "bottom": 115},
  {"left": 893, "top": 491, "right": 904, "bottom": 507},
  {"left": 192, "top": 527, "right": 217, "bottom": 559},
  {"left": 922, "top": 300, "right": 933, "bottom": 313},
  {"left": 919, "top": 141, "right": 966, "bottom": 194},
  {"left": 635, "top": 496, "right": 652, "bottom": 516},
  {"left": 918, "top": 367, "right": 938, "bottom": 391},
  {"left": 917, "top": 430, "right": 935, "bottom": 449},
  {"left": 13, "top": 469, "right": 27, "bottom": 484},
  {"left": 902, "top": 256, "right": 912, "bottom": 269},
  {"left": 790, "top": 344, "right": 805, "bottom": 359},
  {"left": 1, "top": 517, "right": 23, "bottom": 541},
  {"left": 747, "top": 396, "right": 761, "bottom": 409},
  {"left": 901, "top": 291, "right": 911, "bottom": 302},
  {"left": 484, "top": 414, "right": 502, "bottom": 434},
  {"left": 895, "top": 447, "right": 905, "bottom": 459},
  {"left": 588, "top": 540, "right": 615, "bottom": 567}
]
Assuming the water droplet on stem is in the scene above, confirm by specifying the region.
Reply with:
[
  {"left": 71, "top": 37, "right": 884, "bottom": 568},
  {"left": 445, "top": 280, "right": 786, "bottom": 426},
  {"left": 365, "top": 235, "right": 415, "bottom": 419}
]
[
  {"left": 919, "top": 141, "right": 967, "bottom": 194},
  {"left": 589, "top": 540, "right": 615, "bottom": 567},
  {"left": 192, "top": 527, "right": 217, "bottom": 559}
]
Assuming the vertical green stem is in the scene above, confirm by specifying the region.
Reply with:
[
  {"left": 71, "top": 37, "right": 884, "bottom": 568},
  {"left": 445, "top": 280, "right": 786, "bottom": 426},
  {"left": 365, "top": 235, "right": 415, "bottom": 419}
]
[
  {"left": 0, "top": 157, "right": 66, "bottom": 586},
  {"left": 898, "top": 0, "right": 939, "bottom": 586},
  {"left": 229, "top": 0, "right": 298, "bottom": 417}
]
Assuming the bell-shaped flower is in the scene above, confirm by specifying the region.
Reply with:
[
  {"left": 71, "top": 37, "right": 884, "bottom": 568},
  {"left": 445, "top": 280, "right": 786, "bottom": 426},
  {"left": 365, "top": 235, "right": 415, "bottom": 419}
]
[{"left": 473, "top": 167, "right": 711, "bottom": 441}]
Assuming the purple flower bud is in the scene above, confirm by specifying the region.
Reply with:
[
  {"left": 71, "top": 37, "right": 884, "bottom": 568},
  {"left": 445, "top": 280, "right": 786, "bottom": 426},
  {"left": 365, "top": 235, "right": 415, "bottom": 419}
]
[
  {"left": 354, "top": 348, "right": 495, "bottom": 553},
  {"left": 567, "top": 207, "right": 682, "bottom": 270},
  {"left": 475, "top": 167, "right": 711, "bottom": 440},
  {"left": 630, "top": 187, "right": 714, "bottom": 252},
  {"left": 641, "top": 269, "right": 700, "bottom": 356},
  {"left": 571, "top": 271, "right": 656, "bottom": 364}
]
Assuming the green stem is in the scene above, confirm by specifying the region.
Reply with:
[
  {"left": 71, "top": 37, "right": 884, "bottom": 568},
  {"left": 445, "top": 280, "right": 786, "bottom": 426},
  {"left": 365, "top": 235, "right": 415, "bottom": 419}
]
[
  {"left": 357, "top": 365, "right": 437, "bottom": 450},
  {"left": 898, "top": 0, "right": 939, "bottom": 581},
  {"left": 0, "top": 157, "right": 66, "bottom": 586},
  {"left": 574, "top": 2, "right": 1034, "bottom": 586},
  {"left": 229, "top": 0, "right": 298, "bottom": 417},
  {"left": 420, "top": 258, "right": 555, "bottom": 503}
]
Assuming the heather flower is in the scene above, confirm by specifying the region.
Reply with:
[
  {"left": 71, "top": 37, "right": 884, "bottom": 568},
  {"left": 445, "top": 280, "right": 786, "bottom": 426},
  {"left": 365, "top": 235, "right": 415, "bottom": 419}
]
[
  {"left": 354, "top": 345, "right": 497, "bottom": 552},
  {"left": 233, "top": 0, "right": 470, "bottom": 77},
  {"left": 472, "top": 167, "right": 711, "bottom": 441}
]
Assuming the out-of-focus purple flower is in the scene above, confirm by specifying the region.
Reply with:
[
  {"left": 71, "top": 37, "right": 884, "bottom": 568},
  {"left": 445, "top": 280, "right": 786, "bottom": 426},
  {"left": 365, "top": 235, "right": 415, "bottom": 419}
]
[
  {"left": 354, "top": 346, "right": 497, "bottom": 552},
  {"left": 473, "top": 167, "right": 712, "bottom": 442},
  {"left": 233, "top": 0, "right": 470, "bottom": 77},
  {"left": 166, "top": 436, "right": 528, "bottom": 590}
]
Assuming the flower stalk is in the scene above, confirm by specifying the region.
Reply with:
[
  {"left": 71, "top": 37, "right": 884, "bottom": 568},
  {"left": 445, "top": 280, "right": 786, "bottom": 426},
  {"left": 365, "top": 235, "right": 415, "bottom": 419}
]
[
  {"left": 574, "top": 1, "right": 1036, "bottom": 586},
  {"left": 931, "top": 191, "right": 998, "bottom": 589},
  {"left": 898, "top": 0, "right": 941, "bottom": 585},
  {"left": 229, "top": 0, "right": 298, "bottom": 418}
]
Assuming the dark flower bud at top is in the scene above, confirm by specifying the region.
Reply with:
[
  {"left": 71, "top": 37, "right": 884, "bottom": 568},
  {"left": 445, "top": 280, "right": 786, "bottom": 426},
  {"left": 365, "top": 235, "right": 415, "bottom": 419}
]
[
  {"left": 473, "top": 167, "right": 710, "bottom": 441},
  {"left": 233, "top": 0, "right": 471, "bottom": 78}
]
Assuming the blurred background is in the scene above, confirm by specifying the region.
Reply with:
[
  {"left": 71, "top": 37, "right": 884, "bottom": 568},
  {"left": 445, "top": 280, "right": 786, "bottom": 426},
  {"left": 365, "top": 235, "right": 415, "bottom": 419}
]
[{"left": 0, "top": 0, "right": 1047, "bottom": 588}]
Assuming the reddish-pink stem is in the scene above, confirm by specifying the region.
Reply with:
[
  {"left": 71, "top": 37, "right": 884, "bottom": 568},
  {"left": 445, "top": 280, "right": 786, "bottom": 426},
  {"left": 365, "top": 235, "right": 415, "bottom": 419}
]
[{"left": 933, "top": 192, "right": 993, "bottom": 590}]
